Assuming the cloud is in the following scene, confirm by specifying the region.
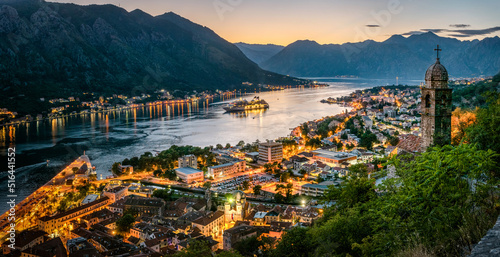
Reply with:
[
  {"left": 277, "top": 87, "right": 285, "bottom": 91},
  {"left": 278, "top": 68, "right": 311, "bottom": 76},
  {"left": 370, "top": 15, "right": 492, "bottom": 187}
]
[
  {"left": 449, "top": 24, "right": 470, "bottom": 28},
  {"left": 421, "top": 28, "right": 447, "bottom": 33},
  {"left": 365, "top": 24, "right": 380, "bottom": 28},
  {"left": 401, "top": 30, "right": 424, "bottom": 36},
  {"left": 447, "top": 34, "right": 473, "bottom": 38},
  {"left": 452, "top": 26, "right": 500, "bottom": 36},
  {"left": 401, "top": 26, "right": 500, "bottom": 38}
]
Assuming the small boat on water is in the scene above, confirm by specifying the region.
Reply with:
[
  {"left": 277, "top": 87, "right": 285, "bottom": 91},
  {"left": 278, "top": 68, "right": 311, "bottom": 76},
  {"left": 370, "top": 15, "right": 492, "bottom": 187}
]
[{"left": 223, "top": 96, "right": 269, "bottom": 112}]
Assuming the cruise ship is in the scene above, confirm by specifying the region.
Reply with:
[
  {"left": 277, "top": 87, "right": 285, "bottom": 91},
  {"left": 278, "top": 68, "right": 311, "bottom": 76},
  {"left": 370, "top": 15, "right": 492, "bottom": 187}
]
[{"left": 223, "top": 96, "right": 269, "bottom": 112}]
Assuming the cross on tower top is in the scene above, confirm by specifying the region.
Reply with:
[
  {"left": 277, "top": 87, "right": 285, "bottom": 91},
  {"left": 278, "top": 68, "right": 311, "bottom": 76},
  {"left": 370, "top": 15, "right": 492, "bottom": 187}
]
[{"left": 434, "top": 45, "right": 442, "bottom": 60}]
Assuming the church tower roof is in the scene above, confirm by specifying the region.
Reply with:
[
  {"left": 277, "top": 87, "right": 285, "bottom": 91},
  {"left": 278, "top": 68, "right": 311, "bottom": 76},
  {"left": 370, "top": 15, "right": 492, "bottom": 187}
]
[
  {"left": 425, "top": 59, "right": 448, "bottom": 82},
  {"left": 424, "top": 45, "right": 449, "bottom": 88}
]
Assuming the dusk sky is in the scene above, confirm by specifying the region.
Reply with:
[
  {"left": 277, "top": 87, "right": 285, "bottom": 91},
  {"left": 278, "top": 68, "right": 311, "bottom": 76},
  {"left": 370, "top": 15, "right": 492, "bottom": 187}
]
[{"left": 50, "top": 0, "right": 500, "bottom": 46}]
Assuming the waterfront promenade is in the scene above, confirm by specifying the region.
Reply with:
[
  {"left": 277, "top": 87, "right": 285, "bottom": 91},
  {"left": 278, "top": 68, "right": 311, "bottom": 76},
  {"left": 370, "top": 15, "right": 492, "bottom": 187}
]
[{"left": 0, "top": 155, "right": 91, "bottom": 240}]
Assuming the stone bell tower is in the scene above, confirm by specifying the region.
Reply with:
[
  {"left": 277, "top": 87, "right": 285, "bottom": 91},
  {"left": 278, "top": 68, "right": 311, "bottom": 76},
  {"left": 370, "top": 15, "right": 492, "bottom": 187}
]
[{"left": 420, "top": 45, "right": 453, "bottom": 151}]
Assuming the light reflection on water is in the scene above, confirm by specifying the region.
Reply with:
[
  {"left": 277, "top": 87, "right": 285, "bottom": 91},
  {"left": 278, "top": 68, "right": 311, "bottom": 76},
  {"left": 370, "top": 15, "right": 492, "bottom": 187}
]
[{"left": 0, "top": 78, "right": 421, "bottom": 213}]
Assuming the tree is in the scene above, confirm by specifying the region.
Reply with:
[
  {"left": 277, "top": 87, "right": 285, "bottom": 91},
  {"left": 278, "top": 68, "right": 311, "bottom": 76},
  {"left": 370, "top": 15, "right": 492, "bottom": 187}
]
[
  {"left": 66, "top": 192, "right": 75, "bottom": 202},
  {"left": 274, "top": 193, "right": 284, "bottom": 203},
  {"left": 233, "top": 235, "right": 273, "bottom": 257},
  {"left": 382, "top": 144, "right": 498, "bottom": 255},
  {"left": 284, "top": 183, "right": 293, "bottom": 201},
  {"left": 336, "top": 141, "right": 343, "bottom": 150},
  {"left": 163, "top": 169, "right": 177, "bottom": 180},
  {"left": 466, "top": 92, "right": 500, "bottom": 167},
  {"left": 271, "top": 227, "right": 317, "bottom": 257},
  {"left": 116, "top": 214, "right": 135, "bottom": 233},
  {"left": 301, "top": 123, "right": 310, "bottom": 138},
  {"left": 122, "top": 158, "right": 130, "bottom": 165},
  {"left": 174, "top": 240, "right": 212, "bottom": 257},
  {"left": 305, "top": 137, "right": 322, "bottom": 149},
  {"left": 217, "top": 250, "right": 245, "bottom": 257},
  {"left": 242, "top": 180, "right": 250, "bottom": 190},
  {"left": 152, "top": 189, "right": 173, "bottom": 202},
  {"left": 275, "top": 183, "right": 293, "bottom": 202},
  {"left": 237, "top": 140, "right": 245, "bottom": 147},
  {"left": 280, "top": 172, "right": 290, "bottom": 182},
  {"left": 388, "top": 136, "right": 400, "bottom": 146},
  {"left": 451, "top": 108, "right": 476, "bottom": 145},
  {"left": 275, "top": 184, "right": 285, "bottom": 195},
  {"left": 57, "top": 199, "right": 68, "bottom": 212},
  {"left": 153, "top": 169, "right": 163, "bottom": 177},
  {"left": 310, "top": 207, "right": 373, "bottom": 256},
  {"left": 298, "top": 143, "right": 499, "bottom": 257},
  {"left": 111, "top": 162, "right": 121, "bottom": 175},
  {"left": 316, "top": 118, "right": 335, "bottom": 139},
  {"left": 359, "top": 131, "right": 378, "bottom": 150},
  {"left": 216, "top": 144, "right": 224, "bottom": 150},
  {"left": 324, "top": 176, "right": 375, "bottom": 210},
  {"left": 348, "top": 163, "right": 369, "bottom": 177},
  {"left": 203, "top": 181, "right": 212, "bottom": 190},
  {"left": 142, "top": 151, "right": 153, "bottom": 158},
  {"left": 225, "top": 143, "right": 231, "bottom": 149},
  {"left": 253, "top": 185, "right": 262, "bottom": 195}
]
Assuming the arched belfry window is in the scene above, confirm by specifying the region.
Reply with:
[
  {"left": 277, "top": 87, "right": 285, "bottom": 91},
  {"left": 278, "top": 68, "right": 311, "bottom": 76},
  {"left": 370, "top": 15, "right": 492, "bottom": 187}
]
[{"left": 425, "top": 94, "right": 431, "bottom": 108}]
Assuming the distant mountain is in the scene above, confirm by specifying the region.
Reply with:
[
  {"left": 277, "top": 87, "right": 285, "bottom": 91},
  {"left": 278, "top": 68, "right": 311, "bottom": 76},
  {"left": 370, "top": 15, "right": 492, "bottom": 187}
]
[
  {"left": 234, "top": 43, "right": 284, "bottom": 66},
  {"left": 260, "top": 32, "right": 500, "bottom": 79},
  {"left": 0, "top": 0, "right": 305, "bottom": 109}
]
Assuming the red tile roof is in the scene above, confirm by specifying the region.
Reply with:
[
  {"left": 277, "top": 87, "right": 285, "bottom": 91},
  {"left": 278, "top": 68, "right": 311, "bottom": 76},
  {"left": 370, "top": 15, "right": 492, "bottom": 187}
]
[
  {"left": 192, "top": 211, "right": 224, "bottom": 226},
  {"left": 396, "top": 134, "right": 422, "bottom": 153}
]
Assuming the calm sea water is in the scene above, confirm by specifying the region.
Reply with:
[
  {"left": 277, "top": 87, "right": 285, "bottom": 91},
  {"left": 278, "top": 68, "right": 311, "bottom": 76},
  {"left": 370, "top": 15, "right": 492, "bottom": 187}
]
[{"left": 0, "top": 78, "right": 421, "bottom": 213}]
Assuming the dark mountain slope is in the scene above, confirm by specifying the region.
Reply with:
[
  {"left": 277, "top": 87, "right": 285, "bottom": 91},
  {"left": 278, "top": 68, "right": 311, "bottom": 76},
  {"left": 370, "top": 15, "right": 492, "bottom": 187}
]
[
  {"left": 234, "top": 42, "right": 284, "bottom": 66},
  {"left": 0, "top": 0, "right": 305, "bottom": 108},
  {"left": 261, "top": 32, "right": 500, "bottom": 79}
]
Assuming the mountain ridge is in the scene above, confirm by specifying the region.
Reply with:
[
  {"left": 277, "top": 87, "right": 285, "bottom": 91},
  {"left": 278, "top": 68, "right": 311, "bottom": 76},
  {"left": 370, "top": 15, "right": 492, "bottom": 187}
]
[
  {"left": 234, "top": 42, "right": 284, "bottom": 66},
  {"left": 251, "top": 32, "right": 500, "bottom": 79},
  {"left": 0, "top": 0, "right": 306, "bottom": 112}
]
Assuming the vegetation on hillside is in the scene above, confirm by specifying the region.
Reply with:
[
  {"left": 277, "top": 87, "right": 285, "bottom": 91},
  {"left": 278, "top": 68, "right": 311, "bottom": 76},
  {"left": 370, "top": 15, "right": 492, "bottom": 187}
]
[
  {"left": 263, "top": 91, "right": 500, "bottom": 257},
  {"left": 112, "top": 145, "right": 216, "bottom": 177},
  {"left": 452, "top": 72, "right": 500, "bottom": 108},
  {"left": 266, "top": 143, "right": 498, "bottom": 257}
]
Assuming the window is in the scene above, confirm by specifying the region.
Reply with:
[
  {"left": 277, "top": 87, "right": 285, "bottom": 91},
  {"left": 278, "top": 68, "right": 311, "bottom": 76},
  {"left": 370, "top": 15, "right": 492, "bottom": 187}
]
[{"left": 425, "top": 94, "right": 431, "bottom": 108}]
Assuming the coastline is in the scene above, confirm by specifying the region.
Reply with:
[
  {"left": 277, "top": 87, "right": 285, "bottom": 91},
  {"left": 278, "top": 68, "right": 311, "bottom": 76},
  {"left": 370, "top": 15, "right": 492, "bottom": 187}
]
[
  {"left": 0, "top": 155, "right": 91, "bottom": 238},
  {"left": 0, "top": 96, "right": 220, "bottom": 128},
  {"left": 0, "top": 84, "right": 328, "bottom": 129},
  {"left": 1, "top": 97, "right": 350, "bottom": 234},
  {"left": 0, "top": 83, "right": 352, "bottom": 217}
]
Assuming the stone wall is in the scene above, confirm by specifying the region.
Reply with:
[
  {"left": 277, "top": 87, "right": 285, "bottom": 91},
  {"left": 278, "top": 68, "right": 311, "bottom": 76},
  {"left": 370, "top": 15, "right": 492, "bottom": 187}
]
[{"left": 469, "top": 216, "right": 500, "bottom": 256}]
